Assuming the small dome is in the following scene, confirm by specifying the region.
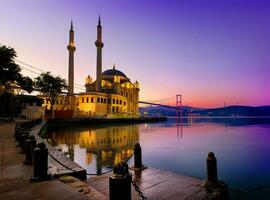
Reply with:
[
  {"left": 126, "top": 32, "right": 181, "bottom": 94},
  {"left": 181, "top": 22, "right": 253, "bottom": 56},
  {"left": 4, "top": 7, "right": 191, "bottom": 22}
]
[{"left": 102, "top": 68, "right": 127, "bottom": 78}]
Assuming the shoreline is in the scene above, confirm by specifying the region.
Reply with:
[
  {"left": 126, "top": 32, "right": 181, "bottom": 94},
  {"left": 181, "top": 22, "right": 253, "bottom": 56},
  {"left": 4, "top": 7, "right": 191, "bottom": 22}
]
[{"left": 46, "top": 116, "right": 167, "bottom": 128}]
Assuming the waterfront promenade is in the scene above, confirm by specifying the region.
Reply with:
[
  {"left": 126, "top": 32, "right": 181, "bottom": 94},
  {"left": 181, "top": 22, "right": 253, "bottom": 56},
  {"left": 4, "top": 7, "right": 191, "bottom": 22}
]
[{"left": 0, "top": 122, "right": 98, "bottom": 200}]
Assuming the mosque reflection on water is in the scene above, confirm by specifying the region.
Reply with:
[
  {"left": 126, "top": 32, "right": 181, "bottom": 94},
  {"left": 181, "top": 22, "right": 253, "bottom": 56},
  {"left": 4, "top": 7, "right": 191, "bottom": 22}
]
[{"left": 45, "top": 125, "right": 139, "bottom": 174}]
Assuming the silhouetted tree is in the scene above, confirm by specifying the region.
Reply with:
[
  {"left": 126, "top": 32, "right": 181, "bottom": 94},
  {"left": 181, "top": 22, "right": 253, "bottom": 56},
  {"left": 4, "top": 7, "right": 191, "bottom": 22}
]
[
  {"left": 0, "top": 44, "right": 33, "bottom": 117},
  {"left": 0, "top": 44, "right": 33, "bottom": 93},
  {"left": 34, "top": 72, "right": 68, "bottom": 110}
]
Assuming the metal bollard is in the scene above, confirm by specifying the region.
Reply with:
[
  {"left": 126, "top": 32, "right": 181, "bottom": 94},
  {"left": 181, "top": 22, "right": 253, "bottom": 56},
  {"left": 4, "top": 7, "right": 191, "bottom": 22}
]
[
  {"left": 23, "top": 136, "right": 37, "bottom": 165},
  {"left": 132, "top": 143, "right": 147, "bottom": 170},
  {"left": 30, "top": 142, "right": 50, "bottom": 181},
  {"left": 109, "top": 162, "right": 132, "bottom": 200},
  {"left": 19, "top": 134, "right": 29, "bottom": 153},
  {"left": 17, "top": 130, "right": 27, "bottom": 144},
  {"left": 29, "top": 136, "right": 37, "bottom": 156},
  {"left": 207, "top": 152, "right": 218, "bottom": 183},
  {"left": 134, "top": 143, "right": 142, "bottom": 168},
  {"left": 15, "top": 128, "right": 25, "bottom": 141}
]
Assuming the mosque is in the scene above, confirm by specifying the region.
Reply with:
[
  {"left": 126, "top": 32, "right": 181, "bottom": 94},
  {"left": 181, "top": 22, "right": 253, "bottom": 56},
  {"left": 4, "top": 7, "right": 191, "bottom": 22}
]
[{"left": 41, "top": 17, "right": 140, "bottom": 118}]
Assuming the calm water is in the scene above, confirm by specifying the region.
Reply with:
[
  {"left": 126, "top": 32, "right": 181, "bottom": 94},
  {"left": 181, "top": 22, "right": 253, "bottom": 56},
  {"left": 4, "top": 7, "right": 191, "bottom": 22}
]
[{"left": 45, "top": 118, "right": 270, "bottom": 199}]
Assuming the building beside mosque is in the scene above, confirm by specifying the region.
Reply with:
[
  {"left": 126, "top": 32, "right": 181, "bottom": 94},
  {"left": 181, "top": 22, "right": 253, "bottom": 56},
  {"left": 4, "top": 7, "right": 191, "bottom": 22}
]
[{"left": 41, "top": 17, "right": 140, "bottom": 118}]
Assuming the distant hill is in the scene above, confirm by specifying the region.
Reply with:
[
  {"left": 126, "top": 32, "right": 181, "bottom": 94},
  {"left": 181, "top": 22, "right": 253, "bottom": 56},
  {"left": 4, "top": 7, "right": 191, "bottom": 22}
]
[{"left": 139, "top": 105, "right": 270, "bottom": 117}]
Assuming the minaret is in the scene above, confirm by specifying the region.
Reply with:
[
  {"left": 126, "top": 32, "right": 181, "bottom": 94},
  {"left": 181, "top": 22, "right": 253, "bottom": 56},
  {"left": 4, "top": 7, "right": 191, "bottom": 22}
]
[
  {"left": 95, "top": 15, "right": 104, "bottom": 92},
  {"left": 67, "top": 20, "right": 76, "bottom": 95}
]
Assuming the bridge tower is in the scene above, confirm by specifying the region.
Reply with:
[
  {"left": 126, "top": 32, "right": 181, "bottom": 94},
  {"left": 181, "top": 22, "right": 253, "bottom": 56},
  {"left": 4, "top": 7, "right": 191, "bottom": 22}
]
[
  {"left": 176, "top": 94, "right": 182, "bottom": 119},
  {"left": 176, "top": 94, "right": 183, "bottom": 138}
]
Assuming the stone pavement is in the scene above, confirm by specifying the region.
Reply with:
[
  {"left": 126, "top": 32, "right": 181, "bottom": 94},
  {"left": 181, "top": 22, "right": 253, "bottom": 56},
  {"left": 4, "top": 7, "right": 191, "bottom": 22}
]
[
  {"left": 0, "top": 122, "right": 96, "bottom": 200},
  {"left": 88, "top": 168, "right": 209, "bottom": 200}
]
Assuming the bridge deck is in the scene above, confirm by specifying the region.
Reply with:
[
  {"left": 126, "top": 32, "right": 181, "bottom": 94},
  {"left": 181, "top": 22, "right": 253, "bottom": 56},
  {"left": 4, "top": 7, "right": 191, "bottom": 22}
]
[{"left": 139, "top": 101, "right": 177, "bottom": 109}]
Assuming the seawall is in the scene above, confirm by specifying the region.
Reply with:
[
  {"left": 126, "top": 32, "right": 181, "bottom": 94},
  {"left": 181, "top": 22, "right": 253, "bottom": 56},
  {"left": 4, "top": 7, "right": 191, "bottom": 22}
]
[{"left": 46, "top": 116, "right": 167, "bottom": 128}]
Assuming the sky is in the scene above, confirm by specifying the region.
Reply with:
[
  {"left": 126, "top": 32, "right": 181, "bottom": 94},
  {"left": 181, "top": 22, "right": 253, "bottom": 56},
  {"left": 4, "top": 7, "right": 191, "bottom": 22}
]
[{"left": 0, "top": 0, "right": 269, "bottom": 108}]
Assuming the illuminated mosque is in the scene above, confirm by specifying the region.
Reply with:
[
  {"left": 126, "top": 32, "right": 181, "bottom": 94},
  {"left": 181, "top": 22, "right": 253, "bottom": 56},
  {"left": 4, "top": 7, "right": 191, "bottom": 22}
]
[{"left": 42, "top": 17, "right": 140, "bottom": 118}]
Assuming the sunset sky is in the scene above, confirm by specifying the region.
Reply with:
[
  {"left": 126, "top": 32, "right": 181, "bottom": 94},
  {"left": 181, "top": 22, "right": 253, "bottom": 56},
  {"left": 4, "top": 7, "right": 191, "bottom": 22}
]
[{"left": 1, "top": 0, "right": 269, "bottom": 108}]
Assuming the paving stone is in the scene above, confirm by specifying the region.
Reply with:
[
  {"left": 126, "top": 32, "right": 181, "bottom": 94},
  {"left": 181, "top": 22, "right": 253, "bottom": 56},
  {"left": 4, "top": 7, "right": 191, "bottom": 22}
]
[{"left": 88, "top": 168, "right": 209, "bottom": 200}]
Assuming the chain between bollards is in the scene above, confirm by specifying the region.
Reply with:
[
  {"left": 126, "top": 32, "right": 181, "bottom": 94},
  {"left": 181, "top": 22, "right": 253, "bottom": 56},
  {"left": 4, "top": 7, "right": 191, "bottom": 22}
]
[{"left": 131, "top": 179, "right": 147, "bottom": 200}]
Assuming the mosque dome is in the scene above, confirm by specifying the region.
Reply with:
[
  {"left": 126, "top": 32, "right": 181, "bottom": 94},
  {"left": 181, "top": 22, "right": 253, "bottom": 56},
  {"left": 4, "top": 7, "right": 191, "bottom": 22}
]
[{"left": 102, "top": 68, "right": 127, "bottom": 78}]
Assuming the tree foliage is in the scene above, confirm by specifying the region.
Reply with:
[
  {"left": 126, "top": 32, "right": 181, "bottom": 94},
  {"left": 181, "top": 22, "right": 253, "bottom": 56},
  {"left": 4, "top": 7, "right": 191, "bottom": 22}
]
[
  {"left": 0, "top": 44, "right": 33, "bottom": 117},
  {"left": 0, "top": 44, "right": 33, "bottom": 93},
  {"left": 34, "top": 72, "right": 68, "bottom": 110}
]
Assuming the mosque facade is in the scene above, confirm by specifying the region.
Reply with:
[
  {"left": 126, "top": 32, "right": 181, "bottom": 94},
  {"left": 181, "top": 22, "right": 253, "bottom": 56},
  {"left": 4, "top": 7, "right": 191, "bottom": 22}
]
[{"left": 41, "top": 17, "right": 140, "bottom": 118}]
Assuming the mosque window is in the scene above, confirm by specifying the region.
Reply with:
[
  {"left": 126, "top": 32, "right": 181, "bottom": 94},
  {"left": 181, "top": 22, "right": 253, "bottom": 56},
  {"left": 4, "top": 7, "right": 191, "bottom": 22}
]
[
  {"left": 120, "top": 100, "right": 122, "bottom": 105},
  {"left": 97, "top": 97, "right": 100, "bottom": 103},
  {"left": 113, "top": 99, "right": 115, "bottom": 104},
  {"left": 101, "top": 98, "right": 103, "bottom": 103},
  {"left": 104, "top": 98, "right": 106, "bottom": 103},
  {"left": 116, "top": 107, "right": 119, "bottom": 113},
  {"left": 112, "top": 106, "right": 115, "bottom": 113},
  {"left": 91, "top": 97, "right": 94, "bottom": 103},
  {"left": 86, "top": 97, "right": 89, "bottom": 103},
  {"left": 82, "top": 97, "right": 84, "bottom": 103},
  {"left": 124, "top": 101, "right": 126, "bottom": 106},
  {"left": 116, "top": 99, "right": 119, "bottom": 104},
  {"left": 108, "top": 98, "right": 110, "bottom": 104}
]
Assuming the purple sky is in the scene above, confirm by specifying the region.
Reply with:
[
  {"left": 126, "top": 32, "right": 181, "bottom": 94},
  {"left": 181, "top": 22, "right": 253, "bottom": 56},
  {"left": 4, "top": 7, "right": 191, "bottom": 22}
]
[{"left": 1, "top": 0, "right": 269, "bottom": 107}]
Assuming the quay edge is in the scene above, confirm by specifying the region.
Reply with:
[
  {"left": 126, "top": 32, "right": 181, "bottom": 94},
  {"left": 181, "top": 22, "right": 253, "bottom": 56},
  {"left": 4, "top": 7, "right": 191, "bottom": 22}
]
[{"left": 46, "top": 116, "right": 167, "bottom": 128}]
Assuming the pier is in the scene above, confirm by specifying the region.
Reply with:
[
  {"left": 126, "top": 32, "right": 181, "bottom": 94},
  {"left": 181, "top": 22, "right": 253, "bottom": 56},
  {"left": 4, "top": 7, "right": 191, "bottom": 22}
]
[{"left": 88, "top": 168, "right": 209, "bottom": 200}]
